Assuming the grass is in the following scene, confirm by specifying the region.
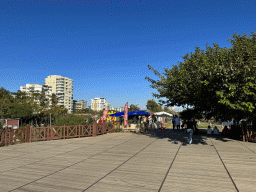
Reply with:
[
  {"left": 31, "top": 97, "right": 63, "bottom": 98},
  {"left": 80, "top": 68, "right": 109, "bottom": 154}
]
[{"left": 158, "top": 121, "right": 223, "bottom": 132}]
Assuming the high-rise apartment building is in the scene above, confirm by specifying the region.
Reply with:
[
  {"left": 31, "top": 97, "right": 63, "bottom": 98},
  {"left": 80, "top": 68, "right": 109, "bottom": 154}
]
[
  {"left": 105, "top": 102, "right": 110, "bottom": 110},
  {"left": 73, "top": 100, "right": 87, "bottom": 111},
  {"left": 90, "top": 98, "right": 107, "bottom": 111},
  {"left": 20, "top": 84, "right": 52, "bottom": 105},
  {"left": 45, "top": 75, "right": 73, "bottom": 113}
]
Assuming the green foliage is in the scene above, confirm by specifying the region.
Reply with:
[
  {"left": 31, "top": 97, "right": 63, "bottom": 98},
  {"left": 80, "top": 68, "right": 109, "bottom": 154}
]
[
  {"left": 129, "top": 104, "right": 140, "bottom": 112},
  {"left": 53, "top": 114, "right": 96, "bottom": 126},
  {"left": 163, "top": 106, "right": 173, "bottom": 114},
  {"left": 179, "top": 109, "right": 203, "bottom": 120},
  {"left": 107, "top": 122, "right": 114, "bottom": 129},
  {"left": 146, "top": 99, "right": 162, "bottom": 112},
  {"left": 20, "top": 123, "right": 27, "bottom": 128},
  {"left": 145, "top": 30, "right": 256, "bottom": 121}
]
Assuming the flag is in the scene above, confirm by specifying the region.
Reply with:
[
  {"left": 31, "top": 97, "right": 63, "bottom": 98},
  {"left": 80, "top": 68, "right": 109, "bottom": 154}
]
[
  {"left": 124, "top": 102, "right": 128, "bottom": 128},
  {"left": 103, "top": 109, "right": 108, "bottom": 120},
  {"left": 148, "top": 115, "right": 152, "bottom": 124}
]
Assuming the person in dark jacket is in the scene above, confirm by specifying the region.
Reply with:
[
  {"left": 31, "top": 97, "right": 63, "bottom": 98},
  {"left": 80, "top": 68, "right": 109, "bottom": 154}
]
[{"left": 185, "top": 117, "right": 195, "bottom": 144}]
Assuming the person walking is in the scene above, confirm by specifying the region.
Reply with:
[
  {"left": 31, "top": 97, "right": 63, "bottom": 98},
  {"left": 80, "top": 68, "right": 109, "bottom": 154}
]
[
  {"left": 175, "top": 115, "right": 180, "bottom": 130},
  {"left": 185, "top": 117, "right": 195, "bottom": 145},
  {"left": 172, "top": 115, "right": 176, "bottom": 130}
]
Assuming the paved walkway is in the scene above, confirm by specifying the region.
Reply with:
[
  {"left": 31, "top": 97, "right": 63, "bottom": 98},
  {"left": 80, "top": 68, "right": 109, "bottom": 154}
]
[{"left": 0, "top": 129, "right": 255, "bottom": 192}]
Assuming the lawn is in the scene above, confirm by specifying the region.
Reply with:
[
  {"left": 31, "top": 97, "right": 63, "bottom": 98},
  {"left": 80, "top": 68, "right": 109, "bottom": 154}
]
[{"left": 162, "top": 121, "right": 223, "bottom": 132}]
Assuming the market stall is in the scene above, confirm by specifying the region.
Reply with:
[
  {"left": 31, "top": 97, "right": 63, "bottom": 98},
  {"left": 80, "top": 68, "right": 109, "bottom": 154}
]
[{"left": 153, "top": 111, "right": 173, "bottom": 129}]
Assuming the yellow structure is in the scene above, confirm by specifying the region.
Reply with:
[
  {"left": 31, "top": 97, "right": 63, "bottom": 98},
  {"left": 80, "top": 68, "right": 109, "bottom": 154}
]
[{"left": 99, "top": 111, "right": 117, "bottom": 122}]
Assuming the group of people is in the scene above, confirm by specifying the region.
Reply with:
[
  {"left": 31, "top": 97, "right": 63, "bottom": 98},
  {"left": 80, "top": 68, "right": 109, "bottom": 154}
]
[
  {"left": 207, "top": 126, "right": 220, "bottom": 135},
  {"left": 172, "top": 115, "right": 181, "bottom": 130}
]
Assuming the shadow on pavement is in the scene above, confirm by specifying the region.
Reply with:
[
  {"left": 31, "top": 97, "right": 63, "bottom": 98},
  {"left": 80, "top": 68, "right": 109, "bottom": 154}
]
[{"left": 141, "top": 128, "right": 234, "bottom": 146}]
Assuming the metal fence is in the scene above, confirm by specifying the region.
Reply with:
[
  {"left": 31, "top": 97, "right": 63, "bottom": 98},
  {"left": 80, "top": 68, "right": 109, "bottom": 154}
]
[{"left": 0, "top": 122, "right": 112, "bottom": 147}]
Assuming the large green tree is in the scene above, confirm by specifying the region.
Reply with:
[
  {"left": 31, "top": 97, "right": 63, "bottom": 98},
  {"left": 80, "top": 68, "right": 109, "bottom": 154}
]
[
  {"left": 146, "top": 99, "right": 162, "bottom": 112},
  {"left": 128, "top": 104, "right": 140, "bottom": 112},
  {"left": 145, "top": 31, "right": 256, "bottom": 122}
]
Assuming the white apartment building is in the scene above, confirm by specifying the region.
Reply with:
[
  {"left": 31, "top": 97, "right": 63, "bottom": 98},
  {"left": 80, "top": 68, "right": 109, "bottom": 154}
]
[
  {"left": 45, "top": 75, "right": 73, "bottom": 113},
  {"left": 73, "top": 100, "right": 87, "bottom": 111},
  {"left": 105, "top": 102, "right": 110, "bottom": 110},
  {"left": 109, "top": 106, "right": 115, "bottom": 111},
  {"left": 20, "top": 84, "right": 52, "bottom": 105},
  {"left": 115, "top": 107, "right": 123, "bottom": 112},
  {"left": 90, "top": 98, "right": 108, "bottom": 111}
]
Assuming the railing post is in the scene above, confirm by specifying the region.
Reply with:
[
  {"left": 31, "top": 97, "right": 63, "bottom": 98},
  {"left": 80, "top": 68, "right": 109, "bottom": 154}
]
[
  {"left": 93, "top": 122, "right": 97, "bottom": 137},
  {"left": 78, "top": 124, "right": 80, "bottom": 138},
  {"left": 63, "top": 124, "right": 65, "bottom": 139},
  {"left": 47, "top": 125, "right": 50, "bottom": 141},
  {"left": 50, "top": 126, "right": 53, "bottom": 140},
  {"left": 9, "top": 129, "right": 12, "bottom": 145},
  {"left": 5, "top": 128, "right": 8, "bottom": 146},
  {"left": 1, "top": 130, "right": 4, "bottom": 145},
  {"left": 25, "top": 124, "right": 29, "bottom": 143},
  {"left": 29, "top": 125, "right": 31, "bottom": 143}
]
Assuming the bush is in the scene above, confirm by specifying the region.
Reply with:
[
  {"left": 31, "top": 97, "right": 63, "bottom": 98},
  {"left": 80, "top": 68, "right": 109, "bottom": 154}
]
[
  {"left": 110, "top": 122, "right": 123, "bottom": 132},
  {"left": 107, "top": 122, "right": 114, "bottom": 129},
  {"left": 53, "top": 114, "right": 96, "bottom": 126},
  {"left": 20, "top": 123, "right": 27, "bottom": 128}
]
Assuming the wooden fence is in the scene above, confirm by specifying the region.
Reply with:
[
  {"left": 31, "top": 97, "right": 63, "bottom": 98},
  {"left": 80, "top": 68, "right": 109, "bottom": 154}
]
[
  {"left": 0, "top": 122, "right": 112, "bottom": 147},
  {"left": 241, "top": 125, "right": 256, "bottom": 142}
]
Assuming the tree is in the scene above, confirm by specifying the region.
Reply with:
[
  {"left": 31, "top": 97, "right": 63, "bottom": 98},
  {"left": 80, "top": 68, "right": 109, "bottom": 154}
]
[
  {"left": 145, "top": 30, "right": 256, "bottom": 122},
  {"left": 128, "top": 104, "right": 140, "bottom": 112},
  {"left": 0, "top": 87, "right": 15, "bottom": 118},
  {"left": 163, "top": 106, "right": 172, "bottom": 113},
  {"left": 146, "top": 99, "right": 162, "bottom": 112}
]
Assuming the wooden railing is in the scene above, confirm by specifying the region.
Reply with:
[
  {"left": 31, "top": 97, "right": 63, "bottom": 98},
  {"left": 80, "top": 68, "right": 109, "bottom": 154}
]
[
  {"left": 242, "top": 125, "right": 256, "bottom": 142},
  {"left": 0, "top": 122, "right": 112, "bottom": 147}
]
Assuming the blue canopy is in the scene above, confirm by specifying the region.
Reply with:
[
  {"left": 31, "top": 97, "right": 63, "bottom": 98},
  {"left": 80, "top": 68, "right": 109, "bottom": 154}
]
[
  {"left": 128, "top": 111, "right": 150, "bottom": 116},
  {"left": 109, "top": 112, "right": 124, "bottom": 117},
  {"left": 109, "top": 111, "right": 150, "bottom": 117}
]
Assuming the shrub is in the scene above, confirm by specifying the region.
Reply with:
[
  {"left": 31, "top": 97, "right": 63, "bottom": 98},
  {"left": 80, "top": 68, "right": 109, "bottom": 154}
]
[
  {"left": 20, "top": 123, "right": 27, "bottom": 128},
  {"left": 107, "top": 122, "right": 114, "bottom": 129},
  {"left": 53, "top": 114, "right": 96, "bottom": 126}
]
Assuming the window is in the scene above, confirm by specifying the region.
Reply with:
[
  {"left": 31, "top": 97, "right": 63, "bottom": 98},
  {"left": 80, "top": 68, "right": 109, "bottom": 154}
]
[{"left": 13, "top": 124, "right": 18, "bottom": 129}]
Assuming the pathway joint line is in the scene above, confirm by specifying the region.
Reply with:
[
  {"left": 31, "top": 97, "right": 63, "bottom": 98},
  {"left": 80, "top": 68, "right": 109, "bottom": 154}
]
[
  {"left": 210, "top": 139, "right": 239, "bottom": 192},
  {"left": 237, "top": 140, "right": 256, "bottom": 155},
  {"left": 82, "top": 138, "right": 158, "bottom": 191},
  {"left": 8, "top": 135, "right": 140, "bottom": 192},
  {"left": 158, "top": 143, "right": 182, "bottom": 192},
  {"left": 1, "top": 134, "right": 122, "bottom": 175}
]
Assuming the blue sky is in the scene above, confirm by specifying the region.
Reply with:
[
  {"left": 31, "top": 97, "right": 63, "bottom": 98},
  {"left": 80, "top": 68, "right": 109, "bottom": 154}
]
[{"left": 0, "top": 0, "right": 255, "bottom": 111}]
